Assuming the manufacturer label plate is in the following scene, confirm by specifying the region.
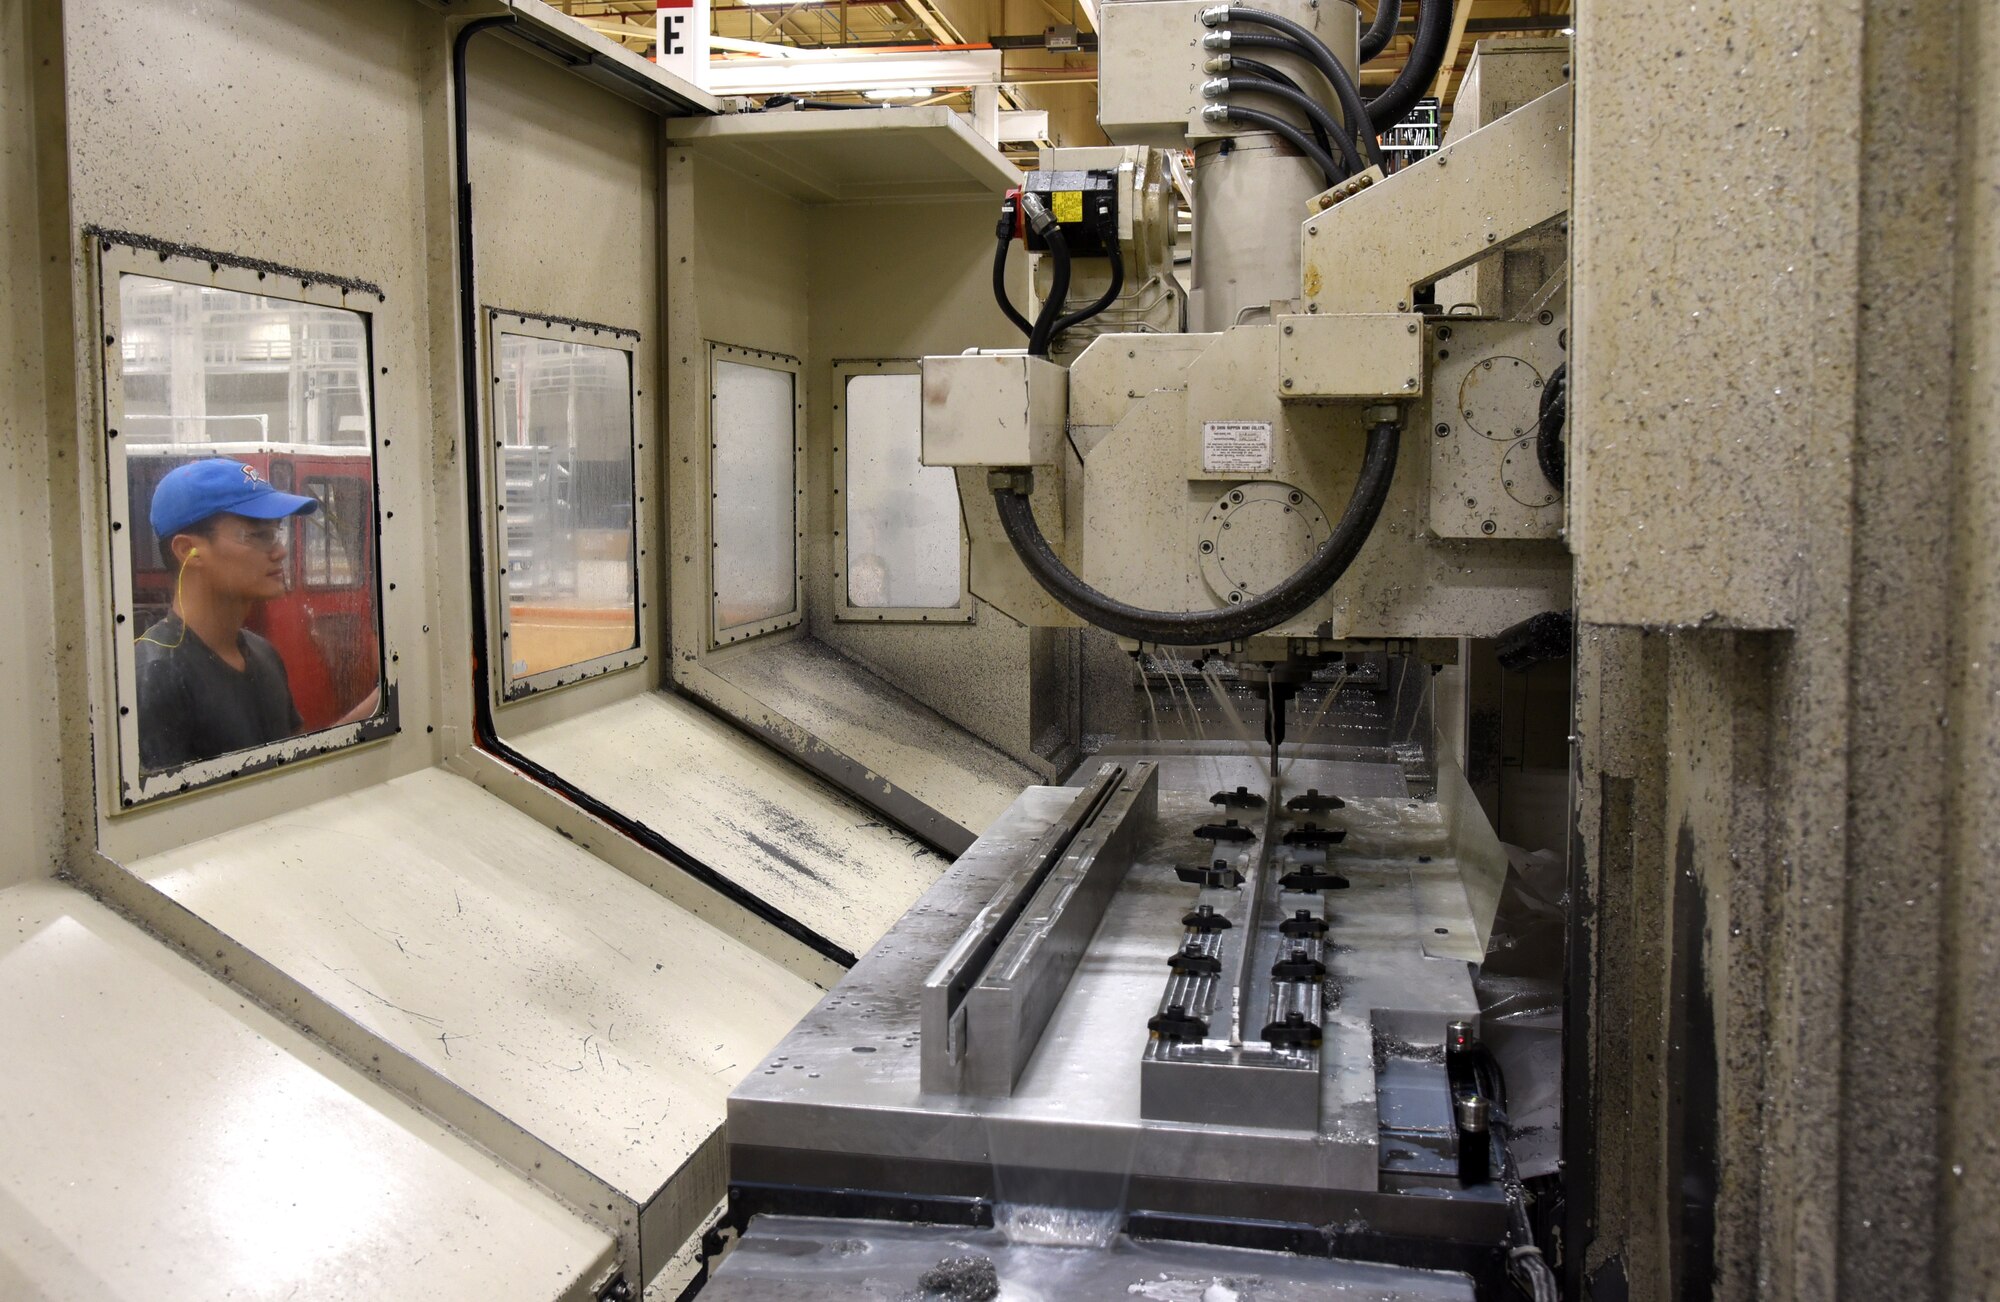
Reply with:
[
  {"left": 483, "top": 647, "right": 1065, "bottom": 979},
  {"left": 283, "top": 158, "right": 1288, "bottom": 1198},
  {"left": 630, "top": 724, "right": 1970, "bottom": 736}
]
[{"left": 1202, "top": 420, "right": 1274, "bottom": 473}]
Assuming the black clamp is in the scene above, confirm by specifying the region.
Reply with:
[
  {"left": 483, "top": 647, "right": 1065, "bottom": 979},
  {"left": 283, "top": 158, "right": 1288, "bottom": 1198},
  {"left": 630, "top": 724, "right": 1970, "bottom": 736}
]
[
  {"left": 1280, "top": 909, "right": 1328, "bottom": 939},
  {"left": 1262, "top": 1011, "right": 1322, "bottom": 1048},
  {"left": 1282, "top": 822, "right": 1346, "bottom": 848},
  {"left": 1194, "top": 819, "right": 1256, "bottom": 842},
  {"left": 1176, "top": 859, "right": 1244, "bottom": 888},
  {"left": 1280, "top": 864, "right": 1350, "bottom": 892},
  {"left": 1168, "top": 942, "right": 1223, "bottom": 976},
  {"left": 1209, "top": 785, "right": 1266, "bottom": 809},
  {"left": 1271, "top": 946, "right": 1326, "bottom": 981},
  {"left": 1286, "top": 788, "right": 1346, "bottom": 813},
  {"left": 1182, "top": 904, "right": 1234, "bottom": 933},
  {"left": 1149, "top": 1003, "right": 1209, "bottom": 1043}
]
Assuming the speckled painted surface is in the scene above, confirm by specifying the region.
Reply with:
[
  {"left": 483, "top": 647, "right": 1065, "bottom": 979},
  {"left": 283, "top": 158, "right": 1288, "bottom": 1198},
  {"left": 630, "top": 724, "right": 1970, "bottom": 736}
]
[
  {"left": 1572, "top": 1, "right": 1997, "bottom": 1297},
  {"left": 509, "top": 689, "right": 947, "bottom": 958},
  {"left": 1941, "top": 2, "right": 2000, "bottom": 1295},
  {"left": 0, "top": 880, "right": 614, "bottom": 1301}
]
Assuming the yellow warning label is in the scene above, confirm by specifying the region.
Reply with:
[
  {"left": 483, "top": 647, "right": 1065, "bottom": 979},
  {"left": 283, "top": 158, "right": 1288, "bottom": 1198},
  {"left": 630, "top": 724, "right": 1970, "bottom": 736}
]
[{"left": 1052, "top": 190, "right": 1084, "bottom": 224}]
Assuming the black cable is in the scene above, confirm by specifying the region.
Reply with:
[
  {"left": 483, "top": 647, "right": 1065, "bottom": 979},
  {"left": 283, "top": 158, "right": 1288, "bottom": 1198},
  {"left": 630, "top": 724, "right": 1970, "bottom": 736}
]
[
  {"left": 1216, "top": 10, "right": 1385, "bottom": 172},
  {"left": 1027, "top": 222, "right": 1071, "bottom": 356},
  {"left": 1228, "top": 56, "right": 1332, "bottom": 154},
  {"left": 990, "top": 418, "right": 1400, "bottom": 646},
  {"left": 1366, "top": 0, "right": 1453, "bottom": 133},
  {"left": 1359, "top": 0, "right": 1402, "bottom": 61},
  {"left": 1213, "top": 103, "right": 1344, "bottom": 189},
  {"left": 1536, "top": 361, "right": 1566, "bottom": 492},
  {"left": 992, "top": 209, "right": 1033, "bottom": 337},
  {"left": 1216, "top": 74, "right": 1359, "bottom": 177},
  {"left": 763, "top": 94, "right": 878, "bottom": 110},
  {"left": 1052, "top": 234, "right": 1124, "bottom": 336},
  {"left": 1224, "top": 32, "right": 1381, "bottom": 175},
  {"left": 1473, "top": 1049, "right": 1559, "bottom": 1302}
]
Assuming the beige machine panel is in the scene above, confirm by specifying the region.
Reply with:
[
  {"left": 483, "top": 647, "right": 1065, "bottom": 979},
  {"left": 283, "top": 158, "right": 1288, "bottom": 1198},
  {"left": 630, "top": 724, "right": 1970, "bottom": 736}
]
[
  {"left": 1302, "top": 83, "right": 1573, "bottom": 315},
  {"left": 1433, "top": 39, "right": 1572, "bottom": 319},
  {"left": 921, "top": 353, "right": 1069, "bottom": 467},
  {"left": 1277, "top": 312, "right": 1428, "bottom": 400},
  {"left": 1080, "top": 331, "right": 1568, "bottom": 640},
  {"left": 1097, "top": 0, "right": 1358, "bottom": 147},
  {"left": 1426, "top": 318, "right": 1566, "bottom": 540}
]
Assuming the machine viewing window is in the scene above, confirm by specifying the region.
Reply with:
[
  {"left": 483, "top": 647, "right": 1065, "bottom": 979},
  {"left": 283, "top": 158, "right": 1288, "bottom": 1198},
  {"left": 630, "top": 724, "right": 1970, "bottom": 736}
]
[
  {"left": 835, "top": 362, "right": 971, "bottom": 622},
  {"left": 491, "top": 319, "right": 642, "bottom": 695},
  {"left": 708, "top": 344, "right": 803, "bottom": 646},
  {"left": 102, "top": 255, "right": 390, "bottom": 804}
]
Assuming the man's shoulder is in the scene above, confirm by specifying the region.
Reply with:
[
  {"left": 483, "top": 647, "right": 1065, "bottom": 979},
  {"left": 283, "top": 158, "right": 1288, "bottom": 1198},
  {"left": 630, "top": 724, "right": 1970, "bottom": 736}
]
[
  {"left": 240, "top": 628, "right": 286, "bottom": 670},
  {"left": 134, "top": 620, "right": 184, "bottom": 674}
]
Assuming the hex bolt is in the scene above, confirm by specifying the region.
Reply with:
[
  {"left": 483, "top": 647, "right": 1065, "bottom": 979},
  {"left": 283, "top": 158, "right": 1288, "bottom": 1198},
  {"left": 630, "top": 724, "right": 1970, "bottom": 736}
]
[{"left": 1283, "top": 378, "right": 1294, "bottom": 389}]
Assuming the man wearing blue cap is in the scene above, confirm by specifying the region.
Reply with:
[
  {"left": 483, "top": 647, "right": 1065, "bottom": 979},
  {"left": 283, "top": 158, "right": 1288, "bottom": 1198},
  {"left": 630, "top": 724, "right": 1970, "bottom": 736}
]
[{"left": 135, "top": 457, "right": 324, "bottom": 771}]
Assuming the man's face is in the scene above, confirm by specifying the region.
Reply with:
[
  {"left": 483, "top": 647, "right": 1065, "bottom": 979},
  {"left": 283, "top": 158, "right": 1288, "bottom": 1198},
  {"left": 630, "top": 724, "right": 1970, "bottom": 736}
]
[{"left": 183, "top": 512, "right": 288, "bottom": 601}]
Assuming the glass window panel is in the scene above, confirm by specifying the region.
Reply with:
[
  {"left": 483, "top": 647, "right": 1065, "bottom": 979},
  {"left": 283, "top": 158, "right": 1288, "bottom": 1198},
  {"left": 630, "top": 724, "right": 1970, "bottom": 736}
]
[
  {"left": 494, "top": 333, "right": 639, "bottom": 683},
  {"left": 115, "top": 274, "right": 384, "bottom": 778},
  {"left": 710, "top": 358, "right": 797, "bottom": 634},
  {"left": 844, "top": 372, "right": 962, "bottom": 609}
]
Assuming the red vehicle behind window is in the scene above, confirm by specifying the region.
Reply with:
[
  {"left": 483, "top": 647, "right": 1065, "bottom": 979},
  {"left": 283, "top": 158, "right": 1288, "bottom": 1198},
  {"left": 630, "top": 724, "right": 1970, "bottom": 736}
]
[{"left": 128, "top": 444, "right": 380, "bottom": 733}]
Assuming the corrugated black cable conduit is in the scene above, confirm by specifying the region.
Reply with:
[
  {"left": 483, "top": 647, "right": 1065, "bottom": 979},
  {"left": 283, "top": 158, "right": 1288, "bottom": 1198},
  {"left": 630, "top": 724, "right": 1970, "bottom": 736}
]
[
  {"left": 1536, "top": 360, "right": 1566, "bottom": 491},
  {"left": 1365, "top": 0, "right": 1453, "bottom": 132},
  {"left": 1215, "top": 75, "right": 1357, "bottom": 177},
  {"left": 1472, "top": 1050, "right": 1560, "bottom": 1302},
  {"left": 1025, "top": 209, "right": 1072, "bottom": 357},
  {"left": 1227, "top": 56, "right": 1333, "bottom": 153},
  {"left": 1213, "top": 103, "right": 1345, "bottom": 190},
  {"left": 1359, "top": 0, "right": 1402, "bottom": 62},
  {"left": 992, "top": 209, "right": 1034, "bottom": 337},
  {"left": 990, "top": 418, "right": 1401, "bottom": 646},
  {"left": 1213, "top": 10, "right": 1384, "bottom": 172}
]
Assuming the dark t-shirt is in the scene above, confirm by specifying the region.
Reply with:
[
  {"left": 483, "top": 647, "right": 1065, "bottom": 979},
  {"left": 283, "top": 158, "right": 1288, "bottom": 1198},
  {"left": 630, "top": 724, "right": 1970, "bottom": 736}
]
[{"left": 134, "top": 616, "right": 304, "bottom": 771}]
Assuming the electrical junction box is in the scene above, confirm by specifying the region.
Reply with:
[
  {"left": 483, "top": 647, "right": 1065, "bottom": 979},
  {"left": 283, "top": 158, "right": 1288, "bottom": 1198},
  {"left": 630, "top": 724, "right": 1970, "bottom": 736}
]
[
  {"left": 1020, "top": 169, "right": 1119, "bottom": 255},
  {"left": 920, "top": 353, "right": 1069, "bottom": 468}
]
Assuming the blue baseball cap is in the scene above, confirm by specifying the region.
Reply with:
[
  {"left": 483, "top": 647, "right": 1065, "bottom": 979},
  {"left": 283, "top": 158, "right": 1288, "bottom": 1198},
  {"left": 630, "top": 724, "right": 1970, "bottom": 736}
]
[{"left": 148, "top": 458, "right": 320, "bottom": 539}]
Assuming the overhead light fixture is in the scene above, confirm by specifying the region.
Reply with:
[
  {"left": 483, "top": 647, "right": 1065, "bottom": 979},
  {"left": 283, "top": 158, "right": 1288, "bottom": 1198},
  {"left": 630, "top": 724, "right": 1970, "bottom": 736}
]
[
  {"left": 863, "top": 86, "right": 934, "bottom": 100},
  {"left": 707, "top": 48, "right": 1003, "bottom": 94}
]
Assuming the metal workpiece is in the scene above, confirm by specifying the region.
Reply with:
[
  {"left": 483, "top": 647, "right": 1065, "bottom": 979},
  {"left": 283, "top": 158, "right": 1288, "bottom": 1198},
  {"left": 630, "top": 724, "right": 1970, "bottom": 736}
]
[
  {"left": 920, "top": 762, "right": 1126, "bottom": 1094},
  {"left": 699, "top": 1214, "right": 1480, "bottom": 1301},
  {"left": 728, "top": 751, "right": 1500, "bottom": 1242},
  {"left": 931, "top": 761, "right": 1162, "bottom": 1096}
]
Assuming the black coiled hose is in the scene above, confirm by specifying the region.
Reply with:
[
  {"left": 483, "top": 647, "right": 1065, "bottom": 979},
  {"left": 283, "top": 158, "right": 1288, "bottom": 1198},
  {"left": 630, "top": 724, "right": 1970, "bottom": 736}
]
[
  {"left": 1026, "top": 222, "right": 1071, "bottom": 357},
  {"left": 1535, "top": 361, "right": 1566, "bottom": 492},
  {"left": 991, "top": 418, "right": 1401, "bottom": 646},
  {"left": 1366, "top": 0, "right": 1454, "bottom": 133},
  {"left": 1212, "top": 102, "right": 1346, "bottom": 189},
  {"left": 1217, "top": 10, "right": 1384, "bottom": 173},
  {"left": 1359, "top": 0, "right": 1402, "bottom": 62},
  {"left": 1216, "top": 75, "right": 1360, "bottom": 178},
  {"left": 1229, "top": 56, "right": 1332, "bottom": 155},
  {"left": 992, "top": 208, "right": 1034, "bottom": 338}
]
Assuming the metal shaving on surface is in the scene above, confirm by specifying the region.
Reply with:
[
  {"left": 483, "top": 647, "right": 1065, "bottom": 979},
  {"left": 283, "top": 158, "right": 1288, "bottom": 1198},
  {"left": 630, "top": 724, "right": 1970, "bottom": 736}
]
[
  {"left": 913, "top": 1254, "right": 1000, "bottom": 1301},
  {"left": 84, "top": 226, "right": 386, "bottom": 298}
]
